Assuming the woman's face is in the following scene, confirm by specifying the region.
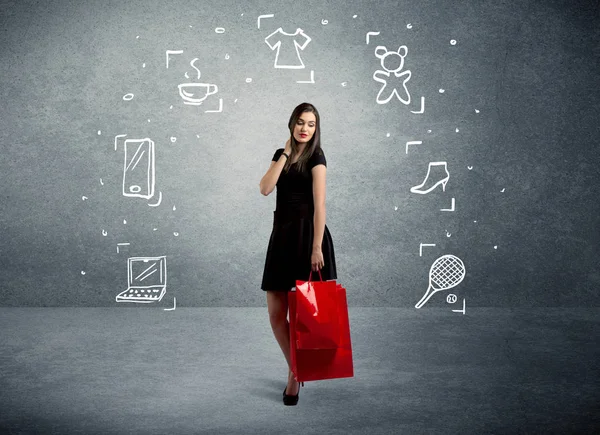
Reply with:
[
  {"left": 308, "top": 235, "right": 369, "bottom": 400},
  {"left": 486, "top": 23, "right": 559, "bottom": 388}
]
[{"left": 292, "top": 111, "right": 316, "bottom": 145}]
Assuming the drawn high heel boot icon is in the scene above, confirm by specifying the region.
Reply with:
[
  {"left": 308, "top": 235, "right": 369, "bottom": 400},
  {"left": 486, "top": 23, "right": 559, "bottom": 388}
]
[{"left": 410, "top": 162, "right": 450, "bottom": 194}]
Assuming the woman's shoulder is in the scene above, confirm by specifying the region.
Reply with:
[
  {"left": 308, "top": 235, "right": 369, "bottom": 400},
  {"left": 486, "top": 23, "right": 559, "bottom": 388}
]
[
  {"left": 310, "top": 146, "right": 327, "bottom": 167},
  {"left": 272, "top": 148, "right": 285, "bottom": 161},
  {"left": 308, "top": 146, "right": 324, "bottom": 158}
]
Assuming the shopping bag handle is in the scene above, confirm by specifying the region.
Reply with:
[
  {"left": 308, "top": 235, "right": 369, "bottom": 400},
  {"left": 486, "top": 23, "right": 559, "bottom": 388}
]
[{"left": 307, "top": 269, "right": 324, "bottom": 282}]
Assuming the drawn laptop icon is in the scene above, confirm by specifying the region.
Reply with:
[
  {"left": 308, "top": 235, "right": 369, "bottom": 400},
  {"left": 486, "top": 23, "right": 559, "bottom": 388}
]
[{"left": 116, "top": 256, "right": 167, "bottom": 303}]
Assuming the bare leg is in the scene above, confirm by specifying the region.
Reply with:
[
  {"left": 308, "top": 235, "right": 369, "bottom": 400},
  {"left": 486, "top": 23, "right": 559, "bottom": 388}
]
[{"left": 266, "top": 290, "right": 300, "bottom": 395}]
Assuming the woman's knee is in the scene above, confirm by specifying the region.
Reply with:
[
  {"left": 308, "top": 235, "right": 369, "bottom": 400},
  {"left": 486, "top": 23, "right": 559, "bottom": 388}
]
[{"left": 267, "top": 291, "right": 288, "bottom": 325}]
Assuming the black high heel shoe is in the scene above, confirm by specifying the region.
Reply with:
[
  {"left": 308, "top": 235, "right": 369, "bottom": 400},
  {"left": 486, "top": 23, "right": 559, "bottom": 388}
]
[{"left": 283, "top": 380, "right": 304, "bottom": 406}]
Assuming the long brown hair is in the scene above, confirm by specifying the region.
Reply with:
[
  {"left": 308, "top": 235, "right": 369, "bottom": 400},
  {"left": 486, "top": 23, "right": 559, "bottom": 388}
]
[{"left": 283, "top": 102, "right": 321, "bottom": 174}]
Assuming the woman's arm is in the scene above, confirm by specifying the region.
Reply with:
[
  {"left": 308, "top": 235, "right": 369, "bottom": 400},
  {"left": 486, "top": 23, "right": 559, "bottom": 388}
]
[{"left": 311, "top": 164, "right": 327, "bottom": 249}]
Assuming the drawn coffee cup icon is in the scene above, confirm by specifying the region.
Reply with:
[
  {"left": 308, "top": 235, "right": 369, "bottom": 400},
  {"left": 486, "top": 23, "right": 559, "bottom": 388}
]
[{"left": 178, "top": 83, "right": 218, "bottom": 105}]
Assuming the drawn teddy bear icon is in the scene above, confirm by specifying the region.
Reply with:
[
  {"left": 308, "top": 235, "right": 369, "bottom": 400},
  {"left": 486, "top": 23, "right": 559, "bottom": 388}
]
[{"left": 372, "top": 45, "right": 411, "bottom": 105}]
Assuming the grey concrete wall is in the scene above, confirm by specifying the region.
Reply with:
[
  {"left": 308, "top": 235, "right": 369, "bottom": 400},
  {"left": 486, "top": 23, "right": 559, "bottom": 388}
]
[{"left": 1, "top": 0, "right": 598, "bottom": 307}]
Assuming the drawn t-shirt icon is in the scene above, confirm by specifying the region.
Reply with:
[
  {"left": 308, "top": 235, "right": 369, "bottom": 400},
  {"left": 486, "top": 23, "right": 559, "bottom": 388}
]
[{"left": 265, "top": 27, "right": 311, "bottom": 69}]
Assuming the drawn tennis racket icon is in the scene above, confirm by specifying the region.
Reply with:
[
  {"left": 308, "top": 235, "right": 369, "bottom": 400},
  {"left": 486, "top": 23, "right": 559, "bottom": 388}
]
[{"left": 415, "top": 254, "right": 465, "bottom": 309}]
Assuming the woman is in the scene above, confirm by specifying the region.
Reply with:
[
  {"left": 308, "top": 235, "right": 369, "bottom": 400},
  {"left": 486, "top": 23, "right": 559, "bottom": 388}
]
[{"left": 259, "top": 102, "right": 337, "bottom": 406}]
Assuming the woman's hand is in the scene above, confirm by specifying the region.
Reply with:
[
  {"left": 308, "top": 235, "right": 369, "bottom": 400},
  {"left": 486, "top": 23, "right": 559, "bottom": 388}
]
[{"left": 311, "top": 248, "right": 324, "bottom": 272}]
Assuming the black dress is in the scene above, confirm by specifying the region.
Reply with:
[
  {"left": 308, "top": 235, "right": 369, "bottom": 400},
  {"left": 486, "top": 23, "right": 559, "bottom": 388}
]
[{"left": 261, "top": 147, "right": 337, "bottom": 291}]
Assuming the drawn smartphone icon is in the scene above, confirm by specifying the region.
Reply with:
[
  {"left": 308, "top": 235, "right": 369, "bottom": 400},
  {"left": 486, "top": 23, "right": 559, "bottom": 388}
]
[{"left": 122, "top": 138, "right": 155, "bottom": 199}]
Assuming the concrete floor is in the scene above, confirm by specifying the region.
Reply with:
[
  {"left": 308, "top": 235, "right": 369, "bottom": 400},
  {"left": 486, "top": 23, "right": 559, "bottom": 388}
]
[{"left": 0, "top": 307, "right": 598, "bottom": 434}]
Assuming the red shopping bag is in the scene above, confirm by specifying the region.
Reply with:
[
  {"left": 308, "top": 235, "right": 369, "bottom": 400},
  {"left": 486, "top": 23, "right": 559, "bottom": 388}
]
[
  {"left": 295, "top": 271, "right": 340, "bottom": 349},
  {"left": 289, "top": 271, "right": 354, "bottom": 383}
]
